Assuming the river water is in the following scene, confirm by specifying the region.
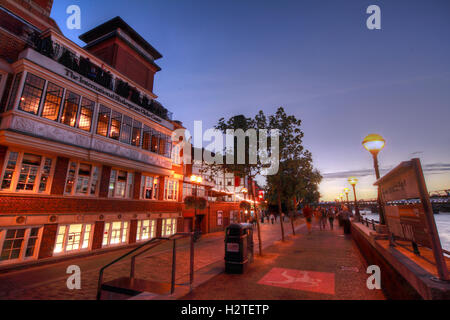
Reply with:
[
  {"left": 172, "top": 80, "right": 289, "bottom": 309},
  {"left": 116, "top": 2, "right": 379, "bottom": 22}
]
[{"left": 360, "top": 211, "right": 450, "bottom": 253}]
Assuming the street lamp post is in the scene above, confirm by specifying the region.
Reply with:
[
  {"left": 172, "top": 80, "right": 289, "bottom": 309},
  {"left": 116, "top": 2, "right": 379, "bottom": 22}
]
[
  {"left": 344, "top": 188, "right": 350, "bottom": 209},
  {"left": 362, "top": 134, "right": 386, "bottom": 225},
  {"left": 190, "top": 175, "right": 203, "bottom": 241},
  {"left": 242, "top": 188, "right": 248, "bottom": 222},
  {"left": 348, "top": 177, "right": 360, "bottom": 221}
]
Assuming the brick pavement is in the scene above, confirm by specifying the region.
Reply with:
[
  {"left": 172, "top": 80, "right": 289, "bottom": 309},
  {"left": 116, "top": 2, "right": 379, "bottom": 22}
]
[
  {"left": 180, "top": 220, "right": 386, "bottom": 300},
  {"left": 0, "top": 218, "right": 301, "bottom": 300}
]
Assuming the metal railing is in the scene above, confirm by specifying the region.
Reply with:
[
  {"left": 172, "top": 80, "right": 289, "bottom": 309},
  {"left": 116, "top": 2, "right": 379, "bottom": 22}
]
[
  {"left": 360, "top": 217, "right": 379, "bottom": 231},
  {"left": 97, "top": 232, "right": 194, "bottom": 300}
]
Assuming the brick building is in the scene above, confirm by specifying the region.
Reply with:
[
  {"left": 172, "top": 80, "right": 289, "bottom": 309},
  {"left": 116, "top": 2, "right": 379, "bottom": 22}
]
[{"left": 0, "top": 0, "right": 186, "bottom": 268}]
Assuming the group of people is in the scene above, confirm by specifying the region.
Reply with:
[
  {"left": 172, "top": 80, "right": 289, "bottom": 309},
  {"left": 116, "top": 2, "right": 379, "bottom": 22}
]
[{"left": 302, "top": 205, "right": 353, "bottom": 234}]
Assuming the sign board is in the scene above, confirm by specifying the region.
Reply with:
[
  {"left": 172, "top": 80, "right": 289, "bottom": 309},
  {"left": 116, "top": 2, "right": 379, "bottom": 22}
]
[{"left": 375, "top": 158, "right": 449, "bottom": 280}]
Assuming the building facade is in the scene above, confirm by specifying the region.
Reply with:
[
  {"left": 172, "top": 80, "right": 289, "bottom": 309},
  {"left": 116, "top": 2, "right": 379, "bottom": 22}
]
[{"left": 0, "top": 0, "right": 185, "bottom": 268}]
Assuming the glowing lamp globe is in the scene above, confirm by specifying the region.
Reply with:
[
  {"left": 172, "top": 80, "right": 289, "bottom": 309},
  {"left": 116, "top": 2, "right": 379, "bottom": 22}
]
[
  {"left": 362, "top": 134, "right": 385, "bottom": 156},
  {"left": 348, "top": 177, "right": 358, "bottom": 186},
  {"left": 344, "top": 188, "right": 350, "bottom": 195}
]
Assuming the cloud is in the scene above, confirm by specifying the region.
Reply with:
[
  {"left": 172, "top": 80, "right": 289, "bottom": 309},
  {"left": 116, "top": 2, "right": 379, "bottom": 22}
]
[{"left": 322, "top": 163, "right": 450, "bottom": 180}]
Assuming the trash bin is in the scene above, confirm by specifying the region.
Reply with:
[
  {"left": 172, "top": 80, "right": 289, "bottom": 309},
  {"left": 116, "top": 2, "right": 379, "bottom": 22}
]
[{"left": 224, "top": 223, "right": 254, "bottom": 274}]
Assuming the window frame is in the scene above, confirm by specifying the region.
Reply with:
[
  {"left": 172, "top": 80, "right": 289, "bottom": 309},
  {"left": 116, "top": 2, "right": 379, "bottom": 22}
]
[
  {"left": 17, "top": 72, "right": 46, "bottom": 115},
  {"left": 136, "top": 219, "right": 156, "bottom": 242},
  {"left": 63, "top": 160, "right": 101, "bottom": 197},
  {"left": 53, "top": 223, "right": 93, "bottom": 255},
  {"left": 164, "top": 178, "right": 179, "bottom": 201},
  {"left": 102, "top": 221, "right": 129, "bottom": 247},
  {"left": 140, "top": 175, "right": 159, "bottom": 200},
  {"left": 0, "top": 226, "right": 42, "bottom": 265},
  {"left": 108, "top": 169, "right": 134, "bottom": 199},
  {"left": 161, "top": 218, "right": 177, "bottom": 237},
  {"left": 0, "top": 150, "right": 56, "bottom": 194}
]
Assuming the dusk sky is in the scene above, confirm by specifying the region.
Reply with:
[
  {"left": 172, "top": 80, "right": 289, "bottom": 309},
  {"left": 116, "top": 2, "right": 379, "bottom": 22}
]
[{"left": 50, "top": 0, "right": 450, "bottom": 201}]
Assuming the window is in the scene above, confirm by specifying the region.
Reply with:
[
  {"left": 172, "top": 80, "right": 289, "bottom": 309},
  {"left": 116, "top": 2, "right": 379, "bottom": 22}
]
[
  {"left": 161, "top": 218, "right": 177, "bottom": 237},
  {"left": 172, "top": 144, "right": 181, "bottom": 165},
  {"left": 108, "top": 169, "right": 134, "bottom": 198},
  {"left": 60, "top": 91, "right": 80, "bottom": 127},
  {"left": 0, "top": 151, "right": 54, "bottom": 193},
  {"left": 120, "top": 115, "right": 132, "bottom": 144},
  {"left": 142, "top": 125, "right": 152, "bottom": 151},
  {"left": 164, "top": 179, "right": 179, "bottom": 201},
  {"left": 18, "top": 73, "right": 45, "bottom": 115},
  {"left": 53, "top": 224, "right": 92, "bottom": 254},
  {"left": 102, "top": 221, "right": 128, "bottom": 246},
  {"left": 96, "top": 105, "right": 110, "bottom": 137},
  {"left": 151, "top": 131, "right": 159, "bottom": 153},
  {"left": 109, "top": 111, "right": 122, "bottom": 140},
  {"left": 136, "top": 220, "right": 156, "bottom": 241},
  {"left": 41, "top": 82, "right": 64, "bottom": 121},
  {"left": 64, "top": 161, "right": 101, "bottom": 196},
  {"left": 6, "top": 72, "right": 23, "bottom": 111},
  {"left": 131, "top": 120, "right": 142, "bottom": 147},
  {"left": 141, "top": 175, "right": 159, "bottom": 200},
  {"left": 0, "top": 227, "right": 41, "bottom": 263},
  {"left": 77, "top": 97, "right": 94, "bottom": 132},
  {"left": 217, "top": 211, "right": 223, "bottom": 226}
]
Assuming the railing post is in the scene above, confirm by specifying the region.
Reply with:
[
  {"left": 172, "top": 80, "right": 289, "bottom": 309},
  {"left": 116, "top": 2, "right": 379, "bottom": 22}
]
[
  {"left": 96, "top": 271, "right": 104, "bottom": 300},
  {"left": 130, "top": 256, "right": 136, "bottom": 279},
  {"left": 371, "top": 219, "right": 376, "bottom": 231},
  {"left": 171, "top": 239, "right": 176, "bottom": 294},
  {"left": 190, "top": 232, "right": 194, "bottom": 289}
]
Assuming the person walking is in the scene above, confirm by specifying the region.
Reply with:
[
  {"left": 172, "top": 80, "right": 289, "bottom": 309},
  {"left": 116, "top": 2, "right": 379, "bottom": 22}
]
[
  {"left": 341, "top": 206, "right": 352, "bottom": 234},
  {"left": 328, "top": 207, "right": 336, "bottom": 230},
  {"left": 320, "top": 207, "right": 327, "bottom": 230},
  {"left": 270, "top": 213, "right": 275, "bottom": 224},
  {"left": 303, "top": 205, "right": 313, "bottom": 234}
]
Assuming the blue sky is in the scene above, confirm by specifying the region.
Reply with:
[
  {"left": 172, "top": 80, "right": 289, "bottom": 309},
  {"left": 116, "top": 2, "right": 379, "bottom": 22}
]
[{"left": 50, "top": 0, "right": 450, "bottom": 200}]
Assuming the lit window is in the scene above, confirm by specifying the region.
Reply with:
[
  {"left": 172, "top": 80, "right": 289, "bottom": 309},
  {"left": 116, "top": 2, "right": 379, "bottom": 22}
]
[
  {"left": 77, "top": 97, "right": 94, "bottom": 132},
  {"left": 96, "top": 105, "right": 110, "bottom": 137},
  {"left": 102, "top": 221, "right": 129, "bottom": 246},
  {"left": 108, "top": 169, "right": 134, "bottom": 198},
  {"left": 53, "top": 224, "right": 92, "bottom": 254},
  {"left": 172, "top": 144, "right": 181, "bottom": 165},
  {"left": 151, "top": 131, "right": 159, "bottom": 153},
  {"left": 141, "top": 175, "right": 159, "bottom": 200},
  {"left": 0, "top": 152, "right": 54, "bottom": 193},
  {"left": 6, "top": 72, "right": 23, "bottom": 111},
  {"left": 161, "top": 218, "right": 177, "bottom": 237},
  {"left": 142, "top": 125, "right": 152, "bottom": 151},
  {"left": 109, "top": 111, "right": 122, "bottom": 140},
  {"left": 136, "top": 220, "right": 156, "bottom": 241},
  {"left": 120, "top": 115, "right": 132, "bottom": 144},
  {"left": 64, "top": 161, "right": 101, "bottom": 196},
  {"left": 0, "top": 227, "right": 41, "bottom": 263},
  {"left": 217, "top": 211, "right": 223, "bottom": 226},
  {"left": 41, "top": 82, "right": 64, "bottom": 121},
  {"left": 60, "top": 91, "right": 80, "bottom": 127},
  {"left": 164, "top": 179, "right": 179, "bottom": 201},
  {"left": 18, "top": 73, "right": 45, "bottom": 115},
  {"left": 131, "top": 120, "right": 142, "bottom": 147}
]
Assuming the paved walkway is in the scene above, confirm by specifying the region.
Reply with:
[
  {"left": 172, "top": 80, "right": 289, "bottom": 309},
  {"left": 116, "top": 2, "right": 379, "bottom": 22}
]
[
  {"left": 0, "top": 219, "right": 300, "bottom": 300},
  {"left": 180, "top": 220, "right": 386, "bottom": 300}
]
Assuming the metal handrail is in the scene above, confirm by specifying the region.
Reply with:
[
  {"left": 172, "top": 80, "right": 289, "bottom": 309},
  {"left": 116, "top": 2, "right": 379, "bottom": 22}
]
[
  {"left": 360, "top": 217, "right": 379, "bottom": 231},
  {"left": 97, "top": 232, "right": 194, "bottom": 300}
]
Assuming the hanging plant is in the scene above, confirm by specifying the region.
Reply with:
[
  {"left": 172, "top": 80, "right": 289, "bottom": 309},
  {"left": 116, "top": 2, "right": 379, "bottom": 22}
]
[{"left": 184, "top": 196, "right": 207, "bottom": 210}]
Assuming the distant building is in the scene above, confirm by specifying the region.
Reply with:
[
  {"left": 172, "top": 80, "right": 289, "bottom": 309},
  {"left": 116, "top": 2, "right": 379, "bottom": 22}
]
[{"left": 0, "top": 0, "right": 185, "bottom": 267}]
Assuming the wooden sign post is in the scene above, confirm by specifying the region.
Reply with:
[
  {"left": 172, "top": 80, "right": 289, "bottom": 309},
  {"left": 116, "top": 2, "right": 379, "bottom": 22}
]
[{"left": 374, "top": 158, "right": 449, "bottom": 281}]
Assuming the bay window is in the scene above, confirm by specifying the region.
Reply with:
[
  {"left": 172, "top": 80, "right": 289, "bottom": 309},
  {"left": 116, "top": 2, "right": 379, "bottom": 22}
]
[
  {"left": 0, "top": 227, "right": 41, "bottom": 263},
  {"left": 41, "top": 82, "right": 64, "bottom": 121},
  {"left": 0, "top": 151, "right": 54, "bottom": 193},
  {"left": 53, "top": 224, "right": 92, "bottom": 254},
  {"left": 102, "top": 221, "right": 129, "bottom": 246},
  {"left": 60, "top": 91, "right": 80, "bottom": 127},
  {"left": 18, "top": 73, "right": 45, "bottom": 115},
  {"left": 131, "top": 120, "right": 142, "bottom": 147},
  {"left": 142, "top": 125, "right": 152, "bottom": 151},
  {"left": 64, "top": 161, "right": 101, "bottom": 196},
  {"left": 136, "top": 220, "right": 156, "bottom": 241},
  {"left": 141, "top": 175, "right": 159, "bottom": 200},
  {"left": 161, "top": 218, "right": 177, "bottom": 237}
]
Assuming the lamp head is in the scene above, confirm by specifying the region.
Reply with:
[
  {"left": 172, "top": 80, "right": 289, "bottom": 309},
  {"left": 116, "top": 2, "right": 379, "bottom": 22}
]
[
  {"left": 362, "top": 134, "right": 385, "bottom": 156},
  {"left": 348, "top": 176, "right": 358, "bottom": 186},
  {"left": 344, "top": 188, "right": 350, "bottom": 194}
]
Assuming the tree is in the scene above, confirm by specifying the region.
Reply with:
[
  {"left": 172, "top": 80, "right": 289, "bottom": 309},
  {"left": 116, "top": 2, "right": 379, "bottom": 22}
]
[{"left": 263, "top": 107, "right": 321, "bottom": 241}]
